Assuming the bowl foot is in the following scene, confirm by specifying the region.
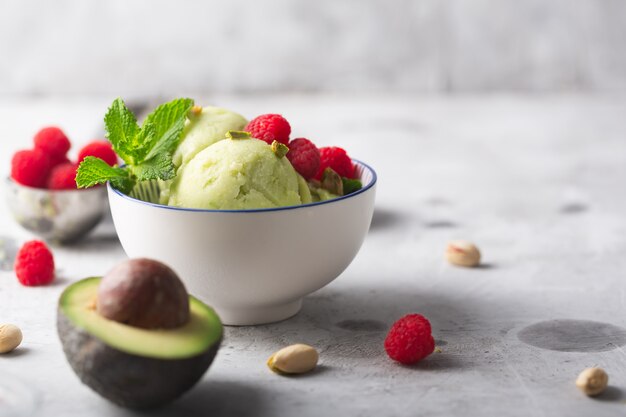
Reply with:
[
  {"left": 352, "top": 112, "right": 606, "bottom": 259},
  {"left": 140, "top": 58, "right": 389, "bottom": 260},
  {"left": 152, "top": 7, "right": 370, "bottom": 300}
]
[{"left": 216, "top": 299, "right": 303, "bottom": 326}]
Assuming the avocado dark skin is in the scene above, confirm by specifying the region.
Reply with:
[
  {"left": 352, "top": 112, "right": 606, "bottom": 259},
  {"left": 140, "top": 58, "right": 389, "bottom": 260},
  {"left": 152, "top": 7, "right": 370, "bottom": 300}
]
[{"left": 57, "top": 310, "right": 221, "bottom": 409}]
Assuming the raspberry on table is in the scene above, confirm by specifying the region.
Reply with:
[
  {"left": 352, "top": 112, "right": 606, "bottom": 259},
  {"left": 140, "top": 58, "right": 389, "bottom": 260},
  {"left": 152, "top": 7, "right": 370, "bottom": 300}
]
[
  {"left": 245, "top": 114, "right": 291, "bottom": 145},
  {"left": 47, "top": 162, "right": 79, "bottom": 190},
  {"left": 315, "top": 146, "right": 355, "bottom": 180},
  {"left": 15, "top": 240, "right": 55, "bottom": 286},
  {"left": 11, "top": 149, "right": 51, "bottom": 188},
  {"left": 78, "top": 141, "right": 118, "bottom": 166},
  {"left": 384, "top": 314, "right": 435, "bottom": 364},
  {"left": 33, "top": 127, "right": 71, "bottom": 166},
  {"left": 287, "top": 138, "right": 321, "bottom": 180}
]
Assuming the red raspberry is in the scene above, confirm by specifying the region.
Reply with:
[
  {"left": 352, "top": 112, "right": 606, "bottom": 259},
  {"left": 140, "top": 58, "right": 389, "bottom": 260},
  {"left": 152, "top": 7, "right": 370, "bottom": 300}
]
[
  {"left": 15, "top": 240, "right": 55, "bottom": 286},
  {"left": 287, "top": 138, "right": 321, "bottom": 180},
  {"left": 51, "top": 156, "right": 72, "bottom": 167},
  {"left": 11, "top": 149, "right": 51, "bottom": 188},
  {"left": 245, "top": 114, "right": 291, "bottom": 145},
  {"left": 315, "top": 146, "right": 355, "bottom": 180},
  {"left": 47, "top": 162, "right": 79, "bottom": 190},
  {"left": 78, "top": 141, "right": 118, "bottom": 166},
  {"left": 34, "top": 127, "right": 71, "bottom": 166},
  {"left": 384, "top": 314, "right": 435, "bottom": 364}
]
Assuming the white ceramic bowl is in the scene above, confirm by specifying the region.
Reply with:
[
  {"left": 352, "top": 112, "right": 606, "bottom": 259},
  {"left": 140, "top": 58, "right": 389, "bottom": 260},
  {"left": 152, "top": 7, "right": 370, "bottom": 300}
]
[{"left": 108, "top": 161, "right": 376, "bottom": 325}]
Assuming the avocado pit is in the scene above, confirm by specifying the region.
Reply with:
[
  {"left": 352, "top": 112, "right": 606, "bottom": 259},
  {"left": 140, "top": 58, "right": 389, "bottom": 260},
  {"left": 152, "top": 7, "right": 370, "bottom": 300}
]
[{"left": 97, "top": 258, "right": 189, "bottom": 329}]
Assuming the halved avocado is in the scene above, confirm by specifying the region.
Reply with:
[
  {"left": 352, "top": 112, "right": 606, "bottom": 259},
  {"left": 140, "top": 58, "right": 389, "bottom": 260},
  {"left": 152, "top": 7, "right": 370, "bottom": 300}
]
[{"left": 57, "top": 277, "right": 222, "bottom": 409}]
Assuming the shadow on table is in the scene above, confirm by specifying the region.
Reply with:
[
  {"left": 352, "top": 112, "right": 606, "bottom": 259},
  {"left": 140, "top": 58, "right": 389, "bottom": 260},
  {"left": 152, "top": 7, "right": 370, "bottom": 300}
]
[
  {"left": 225, "top": 283, "right": 518, "bottom": 370},
  {"left": 63, "top": 233, "right": 121, "bottom": 252},
  {"left": 369, "top": 206, "right": 461, "bottom": 233},
  {"left": 592, "top": 386, "right": 625, "bottom": 402},
  {"left": 61, "top": 212, "right": 122, "bottom": 252},
  {"left": 369, "top": 206, "right": 411, "bottom": 232},
  {"left": 303, "top": 283, "right": 515, "bottom": 332},
  {"left": 117, "top": 380, "right": 267, "bottom": 417}
]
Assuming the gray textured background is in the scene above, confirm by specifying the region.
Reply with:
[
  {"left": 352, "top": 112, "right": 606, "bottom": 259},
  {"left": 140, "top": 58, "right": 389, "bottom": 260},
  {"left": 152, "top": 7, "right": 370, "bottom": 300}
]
[{"left": 1, "top": 0, "right": 625, "bottom": 96}]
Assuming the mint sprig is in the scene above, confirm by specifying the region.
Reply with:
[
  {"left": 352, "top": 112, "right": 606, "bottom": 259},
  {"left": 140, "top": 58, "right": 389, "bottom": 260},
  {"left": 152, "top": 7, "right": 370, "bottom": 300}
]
[{"left": 76, "top": 97, "right": 194, "bottom": 194}]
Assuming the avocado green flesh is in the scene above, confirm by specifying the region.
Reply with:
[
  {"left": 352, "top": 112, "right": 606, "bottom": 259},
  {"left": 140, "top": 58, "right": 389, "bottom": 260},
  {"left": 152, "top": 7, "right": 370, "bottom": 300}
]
[{"left": 59, "top": 277, "right": 222, "bottom": 360}]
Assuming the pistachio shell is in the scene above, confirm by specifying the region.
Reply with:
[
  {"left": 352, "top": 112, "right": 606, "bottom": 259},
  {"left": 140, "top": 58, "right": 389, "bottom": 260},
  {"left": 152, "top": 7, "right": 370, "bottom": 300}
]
[
  {"left": 445, "top": 240, "right": 481, "bottom": 267},
  {"left": 0, "top": 324, "right": 22, "bottom": 353},
  {"left": 267, "top": 343, "right": 318, "bottom": 375},
  {"left": 576, "top": 368, "right": 608, "bottom": 396}
]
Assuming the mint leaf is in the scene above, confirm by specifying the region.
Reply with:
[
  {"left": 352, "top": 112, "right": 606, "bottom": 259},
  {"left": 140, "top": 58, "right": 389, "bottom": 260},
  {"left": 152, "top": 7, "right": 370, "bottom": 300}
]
[
  {"left": 104, "top": 98, "right": 140, "bottom": 165},
  {"left": 342, "top": 177, "right": 362, "bottom": 195},
  {"left": 132, "top": 121, "right": 157, "bottom": 162},
  {"left": 142, "top": 98, "right": 194, "bottom": 161},
  {"left": 76, "top": 157, "right": 135, "bottom": 194},
  {"left": 131, "top": 153, "right": 176, "bottom": 182}
]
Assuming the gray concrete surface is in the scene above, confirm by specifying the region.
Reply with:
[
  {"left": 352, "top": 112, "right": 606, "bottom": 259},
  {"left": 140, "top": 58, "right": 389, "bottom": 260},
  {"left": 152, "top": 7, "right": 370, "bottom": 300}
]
[{"left": 1, "top": 95, "right": 625, "bottom": 416}]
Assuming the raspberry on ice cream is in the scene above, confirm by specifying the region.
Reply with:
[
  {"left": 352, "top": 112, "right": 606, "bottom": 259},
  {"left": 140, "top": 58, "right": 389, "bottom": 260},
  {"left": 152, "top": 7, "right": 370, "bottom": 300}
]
[
  {"left": 78, "top": 141, "right": 118, "bottom": 167},
  {"left": 14, "top": 240, "right": 55, "bottom": 286},
  {"left": 11, "top": 149, "right": 51, "bottom": 188},
  {"left": 245, "top": 114, "right": 291, "bottom": 145},
  {"left": 384, "top": 314, "right": 435, "bottom": 364},
  {"left": 315, "top": 146, "right": 355, "bottom": 180},
  {"left": 287, "top": 138, "right": 321, "bottom": 180}
]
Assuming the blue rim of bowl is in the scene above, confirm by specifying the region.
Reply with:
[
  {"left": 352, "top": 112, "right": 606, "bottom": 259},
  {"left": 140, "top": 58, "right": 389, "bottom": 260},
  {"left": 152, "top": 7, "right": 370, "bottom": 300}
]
[{"left": 108, "top": 159, "right": 377, "bottom": 213}]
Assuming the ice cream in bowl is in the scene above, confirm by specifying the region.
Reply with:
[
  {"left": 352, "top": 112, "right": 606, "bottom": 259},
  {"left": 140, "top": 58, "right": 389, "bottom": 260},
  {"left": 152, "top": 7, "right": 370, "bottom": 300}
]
[{"left": 79, "top": 98, "right": 376, "bottom": 325}]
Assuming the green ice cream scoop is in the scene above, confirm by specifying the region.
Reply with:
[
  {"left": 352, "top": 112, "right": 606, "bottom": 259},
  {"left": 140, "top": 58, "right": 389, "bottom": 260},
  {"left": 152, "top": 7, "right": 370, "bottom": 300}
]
[
  {"left": 168, "top": 138, "right": 312, "bottom": 210},
  {"left": 173, "top": 106, "right": 247, "bottom": 168}
]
